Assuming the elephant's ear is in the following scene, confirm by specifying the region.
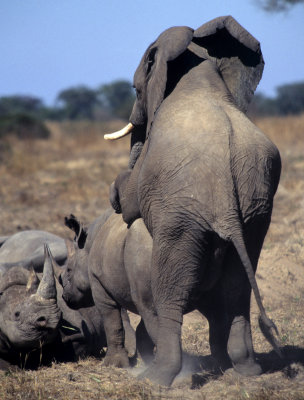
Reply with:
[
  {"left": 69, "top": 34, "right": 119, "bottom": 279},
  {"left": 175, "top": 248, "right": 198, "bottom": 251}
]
[
  {"left": 143, "top": 26, "right": 194, "bottom": 133},
  {"left": 192, "top": 16, "right": 264, "bottom": 112}
]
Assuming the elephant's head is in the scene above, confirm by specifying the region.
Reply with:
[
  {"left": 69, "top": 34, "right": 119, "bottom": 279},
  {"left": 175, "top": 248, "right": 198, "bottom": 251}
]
[
  {"left": 105, "top": 16, "right": 264, "bottom": 167},
  {"left": 59, "top": 215, "right": 94, "bottom": 309}
]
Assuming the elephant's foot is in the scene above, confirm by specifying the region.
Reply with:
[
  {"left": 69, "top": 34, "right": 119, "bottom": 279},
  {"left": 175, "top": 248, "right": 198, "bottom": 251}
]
[
  {"left": 103, "top": 348, "right": 130, "bottom": 368},
  {"left": 227, "top": 315, "right": 261, "bottom": 376},
  {"left": 138, "top": 361, "right": 180, "bottom": 386}
]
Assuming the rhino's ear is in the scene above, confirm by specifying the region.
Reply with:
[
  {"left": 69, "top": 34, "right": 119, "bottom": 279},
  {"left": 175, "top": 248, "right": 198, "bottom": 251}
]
[
  {"left": 64, "top": 214, "right": 87, "bottom": 249},
  {"left": 192, "top": 16, "right": 264, "bottom": 112},
  {"left": 65, "top": 214, "right": 81, "bottom": 238},
  {"left": 26, "top": 267, "right": 40, "bottom": 295}
]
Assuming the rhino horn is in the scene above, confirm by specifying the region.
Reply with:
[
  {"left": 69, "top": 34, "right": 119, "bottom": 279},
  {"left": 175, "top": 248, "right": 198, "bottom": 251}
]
[
  {"left": 51, "top": 255, "right": 62, "bottom": 281},
  {"left": 36, "top": 244, "right": 57, "bottom": 300}
]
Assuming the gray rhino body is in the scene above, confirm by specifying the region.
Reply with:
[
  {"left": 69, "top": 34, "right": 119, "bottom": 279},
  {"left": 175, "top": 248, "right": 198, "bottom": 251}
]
[
  {"left": 0, "top": 230, "right": 67, "bottom": 277},
  {"left": 0, "top": 248, "right": 107, "bottom": 370},
  {"left": 0, "top": 218, "right": 135, "bottom": 370}
]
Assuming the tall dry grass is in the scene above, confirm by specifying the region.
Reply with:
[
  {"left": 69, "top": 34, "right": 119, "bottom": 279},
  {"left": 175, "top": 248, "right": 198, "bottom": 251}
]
[
  {"left": 0, "top": 115, "right": 303, "bottom": 399},
  {"left": 0, "top": 119, "right": 130, "bottom": 236}
]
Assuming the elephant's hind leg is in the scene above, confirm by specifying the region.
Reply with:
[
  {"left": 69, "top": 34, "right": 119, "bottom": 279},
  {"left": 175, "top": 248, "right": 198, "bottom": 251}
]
[
  {"left": 139, "top": 232, "right": 207, "bottom": 386},
  {"left": 198, "top": 289, "right": 232, "bottom": 372}
]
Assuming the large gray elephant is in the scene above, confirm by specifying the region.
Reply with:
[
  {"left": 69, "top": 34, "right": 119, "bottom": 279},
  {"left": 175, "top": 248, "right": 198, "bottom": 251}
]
[{"left": 105, "top": 16, "right": 282, "bottom": 386}]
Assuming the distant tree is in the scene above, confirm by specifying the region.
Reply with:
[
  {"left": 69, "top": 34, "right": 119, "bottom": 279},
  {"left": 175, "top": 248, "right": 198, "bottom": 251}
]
[
  {"left": 56, "top": 86, "right": 99, "bottom": 120},
  {"left": 248, "top": 92, "right": 279, "bottom": 117},
  {"left": 249, "top": 81, "right": 304, "bottom": 117},
  {"left": 98, "top": 80, "right": 135, "bottom": 120},
  {"left": 0, "top": 95, "right": 44, "bottom": 117},
  {"left": 276, "top": 81, "right": 304, "bottom": 115},
  {"left": 255, "top": 0, "right": 304, "bottom": 11},
  {"left": 0, "top": 114, "right": 50, "bottom": 139}
]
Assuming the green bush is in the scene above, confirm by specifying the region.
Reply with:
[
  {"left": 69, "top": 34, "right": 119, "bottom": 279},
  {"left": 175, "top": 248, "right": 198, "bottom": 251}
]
[{"left": 0, "top": 113, "right": 50, "bottom": 139}]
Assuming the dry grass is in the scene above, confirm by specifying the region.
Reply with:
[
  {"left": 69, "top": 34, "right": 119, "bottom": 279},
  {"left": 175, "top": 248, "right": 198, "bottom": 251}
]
[{"left": 0, "top": 115, "right": 304, "bottom": 399}]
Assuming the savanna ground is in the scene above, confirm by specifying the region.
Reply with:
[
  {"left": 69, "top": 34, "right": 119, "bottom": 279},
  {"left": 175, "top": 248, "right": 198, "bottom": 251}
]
[{"left": 0, "top": 115, "right": 303, "bottom": 399}]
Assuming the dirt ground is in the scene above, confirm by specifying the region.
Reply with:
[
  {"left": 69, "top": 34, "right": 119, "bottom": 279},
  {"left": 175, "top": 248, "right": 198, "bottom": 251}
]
[{"left": 0, "top": 116, "right": 303, "bottom": 399}]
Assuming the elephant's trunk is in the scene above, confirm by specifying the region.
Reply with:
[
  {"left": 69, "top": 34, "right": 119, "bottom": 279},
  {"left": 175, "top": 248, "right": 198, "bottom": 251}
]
[{"left": 104, "top": 122, "right": 134, "bottom": 140}]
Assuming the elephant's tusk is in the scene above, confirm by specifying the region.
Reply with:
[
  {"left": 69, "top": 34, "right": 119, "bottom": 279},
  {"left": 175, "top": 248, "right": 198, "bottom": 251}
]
[{"left": 104, "top": 123, "right": 134, "bottom": 140}]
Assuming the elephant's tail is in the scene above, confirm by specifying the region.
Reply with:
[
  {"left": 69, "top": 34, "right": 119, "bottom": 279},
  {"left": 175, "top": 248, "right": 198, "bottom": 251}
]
[{"left": 231, "top": 233, "right": 283, "bottom": 358}]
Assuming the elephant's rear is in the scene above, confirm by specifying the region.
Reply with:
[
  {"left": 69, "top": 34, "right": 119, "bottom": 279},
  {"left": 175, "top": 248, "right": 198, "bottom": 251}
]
[{"left": 229, "top": 114, "right": 281, "bottom": 227}]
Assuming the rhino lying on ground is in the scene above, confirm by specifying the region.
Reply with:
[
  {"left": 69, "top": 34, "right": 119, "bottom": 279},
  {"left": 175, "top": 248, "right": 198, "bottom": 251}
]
[
  {"left": 0, "top": 230, "right": 67, "bottom": 277},
  {"left": 0, "top": 246, "right": 63, "bottom": 370},
  {"left": 0, "top": 239, "right": 135, "bottom": 370}
]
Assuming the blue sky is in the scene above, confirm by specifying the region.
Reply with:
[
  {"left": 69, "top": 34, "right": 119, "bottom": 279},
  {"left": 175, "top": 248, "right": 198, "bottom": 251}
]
[{"left": 0, "top": 0, "right": 303, "bottom": 104}]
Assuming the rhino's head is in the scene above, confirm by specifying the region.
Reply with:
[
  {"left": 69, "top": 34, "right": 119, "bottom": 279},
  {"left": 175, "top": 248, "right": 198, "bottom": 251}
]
[
  {"left": 59, "top": 215, "right": 94, "bottom": 310},
  {"left": 0, "top": 245, "right": 62, "bottom": 351}
]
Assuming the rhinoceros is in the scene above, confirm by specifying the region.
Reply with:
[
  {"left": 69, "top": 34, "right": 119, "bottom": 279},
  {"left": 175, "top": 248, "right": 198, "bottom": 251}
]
[
  {"left": 60, "top": 213, "right": 154, "bottom": 365},
  {"left": 0, "top": 245, "right": 61, "bottom": 369},
  {"left": 0, "top": 241, "right": 135, "bottom": 370},
  {"left": 0, "top": 230, "right": 67, "bottom": 277}
]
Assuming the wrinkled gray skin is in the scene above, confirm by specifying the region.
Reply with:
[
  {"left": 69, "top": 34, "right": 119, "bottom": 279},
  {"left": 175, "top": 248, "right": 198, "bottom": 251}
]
[
  {"left": 60, "top": 209, "right": 114, "bottom": 309},
  {"left": 109, "top": 16, "right": 282, "bottom": 385},
  {"left": 0, "top": 246, "right": 61, "bottom": 369},
  {"left": 61, "top": 213, "right": 154, "bottom": 365},
  {"left": 0, "top": 245, "right": 109, "bottom": 370},
  {"left": 0, "top": 230, "right": 67, "bottom": 277},
  {"left": 60, "top": 210, "right": 137, "bottom": 360}
]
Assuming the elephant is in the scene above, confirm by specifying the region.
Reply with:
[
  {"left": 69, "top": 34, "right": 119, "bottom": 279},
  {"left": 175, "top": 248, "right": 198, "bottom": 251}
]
[
  {"left": 0, "top": 229, "right": 67, "bottom": 277},
  {"left": 104, "top": 16, "right": 282, "bottom": 385}
]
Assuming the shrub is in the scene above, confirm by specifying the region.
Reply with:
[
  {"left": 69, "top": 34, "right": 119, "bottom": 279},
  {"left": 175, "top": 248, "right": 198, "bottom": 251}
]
[{"left": 0, "top": 113, "right": 50, "bottom": 139}]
